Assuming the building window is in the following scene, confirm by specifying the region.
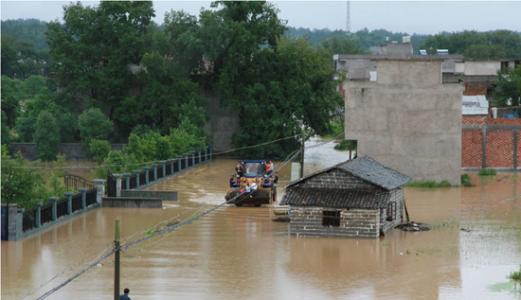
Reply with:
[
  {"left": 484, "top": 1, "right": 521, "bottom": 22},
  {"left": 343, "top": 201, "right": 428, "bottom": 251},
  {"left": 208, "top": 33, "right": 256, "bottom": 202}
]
[
  {"left": 386, "top": 202, "right": 396, "bottom": 221},
  {"left": 322, "top": 210, "right": 341, "bottom": 227}
]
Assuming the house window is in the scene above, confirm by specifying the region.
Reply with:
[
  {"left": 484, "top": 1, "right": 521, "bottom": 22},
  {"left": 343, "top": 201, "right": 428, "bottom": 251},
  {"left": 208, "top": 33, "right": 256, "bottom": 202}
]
[
  {"left": 322, "top": 210, "right": 341, "bottom": 227},
  {"left": 386, "top": 202, "right": 396, "bottom": 221}
]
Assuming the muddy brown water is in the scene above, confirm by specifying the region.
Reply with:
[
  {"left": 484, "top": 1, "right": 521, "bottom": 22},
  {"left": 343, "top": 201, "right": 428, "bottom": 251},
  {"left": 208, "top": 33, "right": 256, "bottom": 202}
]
[{"left": 2, "top": 154, "right": 521, "bottom": 299}]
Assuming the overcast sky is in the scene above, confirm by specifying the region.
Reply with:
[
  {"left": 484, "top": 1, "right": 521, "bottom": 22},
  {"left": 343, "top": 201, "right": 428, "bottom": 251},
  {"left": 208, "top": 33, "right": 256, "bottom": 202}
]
[{"left": 2, "top": 1, "right": 521, "bottom": 34}]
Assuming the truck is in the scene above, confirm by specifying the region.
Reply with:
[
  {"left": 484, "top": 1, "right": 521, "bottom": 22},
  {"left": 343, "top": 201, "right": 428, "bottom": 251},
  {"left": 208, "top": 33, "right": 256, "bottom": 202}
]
[{"left": 225, "top": 160, "right": 277, "bottom": 207}]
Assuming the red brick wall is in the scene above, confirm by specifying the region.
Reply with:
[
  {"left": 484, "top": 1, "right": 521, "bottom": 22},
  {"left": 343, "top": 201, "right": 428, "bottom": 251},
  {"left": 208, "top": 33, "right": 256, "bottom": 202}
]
[
  {"left": 486, "top": 131, "right": 514, "bottom": 168},
  {"left": 462, "top": 118, "right": 521, "bottom": 169},
  {"left": 462, "top": 130, "right": 482, "bottom": 167},
  {"left": 462, "top": 116, "right": 487, "bottom": 125},
  {"left": 464, "top": 83, "right": 488, "bottom": 96},
  {"left": 518, "top": 131, "right": 521, "bottom": 168}
]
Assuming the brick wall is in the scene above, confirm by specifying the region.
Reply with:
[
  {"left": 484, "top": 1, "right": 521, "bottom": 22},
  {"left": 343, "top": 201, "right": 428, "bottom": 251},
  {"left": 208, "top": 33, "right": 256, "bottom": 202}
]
[
  {"left": 462, "top": 115, "right": 487, "bottom": 125},
  {"left": 289, "top": 207, "right": 380, "bottom": 238},
  {"left": 462, "top": 130, "right": 483, "bottom": 168},
  {"left": 518, "top": 131, "right": 521, "bottom": 166},
  {"left": 461, "top": 118, "right": 521, "bottom": 169},
  {"left": 463, "top": 82, "right": 488, "bottom": 95},
  {"left": 486, "top": 131, "right": 514, "bottom": 168}
]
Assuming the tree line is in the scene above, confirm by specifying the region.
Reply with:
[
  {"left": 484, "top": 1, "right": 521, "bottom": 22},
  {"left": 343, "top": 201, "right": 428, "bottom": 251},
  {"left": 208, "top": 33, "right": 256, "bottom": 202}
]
[{"left": 2, "top": 2, "right": 521, "bottom": 160}]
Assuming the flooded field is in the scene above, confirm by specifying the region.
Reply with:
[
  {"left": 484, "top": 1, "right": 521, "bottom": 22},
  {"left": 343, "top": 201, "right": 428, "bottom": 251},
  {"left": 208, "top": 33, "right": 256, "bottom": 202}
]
[{"left": 2, "top": 151, "right": 521, "bottom": 299}]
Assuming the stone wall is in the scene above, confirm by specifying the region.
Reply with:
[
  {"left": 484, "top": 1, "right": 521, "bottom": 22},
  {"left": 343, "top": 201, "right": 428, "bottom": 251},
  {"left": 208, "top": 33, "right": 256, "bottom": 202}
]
[
  {"left": 9, "top": 143, "right": 125, "bottom": 160},
  {"left": 289, "top": 207, "right": 380, "bottom": 238},
  {"left": 379, "top": 189, "right": 404, "bottom": 233},
  {"left": 344, "top": 59, "right": 463, "bottom": 184},
  {"left": 205, "top": 92, "right": 239, "bottom": 152}
]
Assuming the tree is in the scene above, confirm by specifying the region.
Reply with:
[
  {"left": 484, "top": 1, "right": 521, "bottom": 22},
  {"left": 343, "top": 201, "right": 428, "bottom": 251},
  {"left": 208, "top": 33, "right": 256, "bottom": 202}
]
[
  {"left": 34, "top": 110, "right": 60, "bottom": 161},
  {"left": 494, "top": 65, "right": 521, "bottom": 109},
  {"left": 87, "top": 139, "right": 111, "bottom": 162},
  {"left": 421, "top": 30, "right": 521, "bottom": 60},
  {"left": 1, "top": 146, "right": 47, "bottom": 208},
  {"left": 13, "top": 82, "right": 77, "bottom": 142},
  {"left": 78, "top": 108, "right": 113, "bottom": 142},
  {"left": 320, "top": 36, "right": 366, "bottom": 55},
  {"left": 47, "top": 1, "right": 155, "bottom": 137},
  {"left": 198, "top": 2, "right": 340, "bottom": 157}
]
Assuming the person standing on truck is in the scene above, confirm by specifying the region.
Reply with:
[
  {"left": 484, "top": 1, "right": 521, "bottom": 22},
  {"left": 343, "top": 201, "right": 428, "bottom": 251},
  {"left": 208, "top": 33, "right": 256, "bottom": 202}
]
[
  {"left": 236, "top": 161, "right": 245, "bottom": 177},
  {"left": 265, "top": 160, "right": 273, "bottom": 176}
]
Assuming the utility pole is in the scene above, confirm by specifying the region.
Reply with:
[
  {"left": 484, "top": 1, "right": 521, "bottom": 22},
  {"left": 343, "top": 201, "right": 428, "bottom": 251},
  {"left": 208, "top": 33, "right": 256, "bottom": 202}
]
[
  {"left": 114, "top": 219, "right": 120, "bottom": 300},
  {"left": 346, "top": 0, "right": 351, "bottom": 33},
  {"left": 300, "top": 132, "right": 305, "bottom": 178}
]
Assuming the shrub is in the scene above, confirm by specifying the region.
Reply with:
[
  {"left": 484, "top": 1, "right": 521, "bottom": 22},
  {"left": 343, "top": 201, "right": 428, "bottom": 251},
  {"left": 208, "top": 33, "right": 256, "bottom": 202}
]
[
  {"left": 88, "top": 139, "right": 111, "bottom": 162},
  {"left": 509, "top": 265, "right": 521, "bottom": 290},
  {"left": 98, "top": 120, "right": 207, "bottom": 177},
  {"left": 478, "top": 168, "right": 497, "bottom": 176},
  {"left": 78, "top": 108, "right": 113, "bottom": 142},
  {"left": 460, "top": 173, "right": 472, "bottom": 187},
  {"left": 334, "top": 139, "right": 357, "bottom": 151},
  {"left": 96, "top": 150, "right": 139, "bottom": 178},
  {"left": 407, "top": 180, "right": 452, "bottom": 188},
  {"left": 34, "top": 110, "right": 60, "bottom": 161},
  {"left": 1, "top": 146, "right": 47, "bottom": 208}
]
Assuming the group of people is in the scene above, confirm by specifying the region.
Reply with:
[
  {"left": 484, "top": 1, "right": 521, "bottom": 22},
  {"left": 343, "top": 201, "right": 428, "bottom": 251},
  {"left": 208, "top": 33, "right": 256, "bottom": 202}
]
[
  {"left": 229, "top": 160, "right": 274, "bottom": 189},
  {"left": 234, "top": 160, "right": 274, "bottom": 177}
]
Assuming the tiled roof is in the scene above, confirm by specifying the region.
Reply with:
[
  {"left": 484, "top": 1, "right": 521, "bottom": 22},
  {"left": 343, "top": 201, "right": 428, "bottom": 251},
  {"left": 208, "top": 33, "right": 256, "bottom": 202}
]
[
  {"left": 286, "top": 156, "right": 410, "bottom": 191},
  {"left": 281, "top": 188, "right": 391, "bottom": 209},
  {"left": 337, "top": 156, "right": 410, "bottom": 190}
]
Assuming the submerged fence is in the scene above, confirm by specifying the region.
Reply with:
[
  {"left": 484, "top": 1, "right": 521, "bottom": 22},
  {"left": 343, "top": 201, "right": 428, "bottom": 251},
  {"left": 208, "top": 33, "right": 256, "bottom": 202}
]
[
  {"left": 1, "top": 186, "right": 98, "bottom": 241},
  {"left": 106, "top": 148, "right": 212, "bottom": 197}
]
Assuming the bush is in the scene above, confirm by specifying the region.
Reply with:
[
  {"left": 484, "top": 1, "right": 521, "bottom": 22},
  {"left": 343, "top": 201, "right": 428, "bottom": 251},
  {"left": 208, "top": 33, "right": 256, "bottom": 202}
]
[
  {"left": 510, "top": 265, "right": 521, "bottom": 290},
  {"left": 1, "top": 146, "right": 47, "bottom": 208},
  {"left": 34, "top": 110, "right": 60, "bottom": 161},
  {"left": 460, "top": 173, "right": 472, "bottom": 187},
  {"left": 96, "top": 150, "right": 139, "bottom": 178},
  {"left": 478, "top": 168, "right": 497, "bottom": 176},
  {"left": 334, "top": 139, "right": 357, "bottom": 151},
  {"left": 88, "top": 139, "right": 111, "bottom": 162},
  {"left": 98, "top": 121, "right": 207, "bottom": 177},
  {"left": 78, "top": 108, "right": 113, "bottom": 142},
  {"left": 407, "top": 180, "right": 452, "bottom": 188}
]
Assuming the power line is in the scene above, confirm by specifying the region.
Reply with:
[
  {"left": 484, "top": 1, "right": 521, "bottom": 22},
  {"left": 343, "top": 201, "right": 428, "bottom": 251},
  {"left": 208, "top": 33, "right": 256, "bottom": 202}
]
[
  {"left": 31, "top": 143, "right": 303, "bottom": 299},
  {"left": 4, "top": 134, "right": 300, "bottom": 170}
]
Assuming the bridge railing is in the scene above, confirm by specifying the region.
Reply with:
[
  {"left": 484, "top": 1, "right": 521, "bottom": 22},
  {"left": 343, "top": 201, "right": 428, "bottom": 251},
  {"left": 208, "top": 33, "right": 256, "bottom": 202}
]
[{"left": 106, "top": 147, "right": 212, "bottom": 197}]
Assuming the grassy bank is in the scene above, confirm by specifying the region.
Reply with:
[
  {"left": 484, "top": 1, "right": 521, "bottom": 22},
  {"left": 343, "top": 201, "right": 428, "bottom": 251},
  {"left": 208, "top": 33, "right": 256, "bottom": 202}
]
[{"left": 407, "top": 180, "right": 453, "bottom": 188}]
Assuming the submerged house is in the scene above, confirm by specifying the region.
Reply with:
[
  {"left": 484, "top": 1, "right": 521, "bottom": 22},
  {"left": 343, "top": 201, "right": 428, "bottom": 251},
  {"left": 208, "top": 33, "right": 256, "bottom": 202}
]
[{"left": 281, "top": 156, "right": 410, "bottom": 238}]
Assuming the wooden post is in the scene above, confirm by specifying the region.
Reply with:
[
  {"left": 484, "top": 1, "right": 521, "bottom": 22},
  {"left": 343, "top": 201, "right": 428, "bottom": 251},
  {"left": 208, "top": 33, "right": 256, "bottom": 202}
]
[{"left": 114, "top": 220, "right": 120, "bottom": 300}]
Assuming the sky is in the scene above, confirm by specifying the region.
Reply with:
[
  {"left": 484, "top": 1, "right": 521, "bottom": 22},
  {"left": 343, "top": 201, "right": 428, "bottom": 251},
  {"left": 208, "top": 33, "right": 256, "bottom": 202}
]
[{"left": 1, "top": 0, "right": 521, "bottom": 34}]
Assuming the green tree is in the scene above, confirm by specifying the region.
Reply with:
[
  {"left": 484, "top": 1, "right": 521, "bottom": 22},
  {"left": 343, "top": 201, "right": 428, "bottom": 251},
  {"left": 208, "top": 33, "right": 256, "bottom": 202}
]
[
  {"left": 34, "top": 110, "right": 60, "bottom": 161},
  {"left": 14, "top": 87, "right": 77, "bottom": 142},
  {"left": 78, "top": 108, "right": 113, "bottom": 142},
  {"left": 47, "top": 1, "right": 155, "bottom": 137},
  {"left": 494, "top": 65, "right": 521, "bottom": 109},
  {"left": 198, "top": 2, "right": 340, "bottom": 157},
  {"left": 87, "top": 139, "right": 112, "bottom": 162},
  {"left": 421, "top": 30, "right": 521, "bottom": 59},
  {"left": 320, "top": 36, "right": 366, "bottom": 55},
  {"left": 1, "top": 146, "right": 47, "bottom": 208}
]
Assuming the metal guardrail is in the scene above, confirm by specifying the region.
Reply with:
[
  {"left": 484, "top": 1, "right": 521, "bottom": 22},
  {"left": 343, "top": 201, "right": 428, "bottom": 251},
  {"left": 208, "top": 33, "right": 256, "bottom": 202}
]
[{"left": 64, "top": 174, "right": 95, "bottom": 192}]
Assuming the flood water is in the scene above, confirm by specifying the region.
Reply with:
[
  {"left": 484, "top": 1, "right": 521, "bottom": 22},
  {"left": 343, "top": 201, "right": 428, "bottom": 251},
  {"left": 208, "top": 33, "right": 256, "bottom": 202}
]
[{"left": 2, "top": 143, "right": 521, "bottom": 299}]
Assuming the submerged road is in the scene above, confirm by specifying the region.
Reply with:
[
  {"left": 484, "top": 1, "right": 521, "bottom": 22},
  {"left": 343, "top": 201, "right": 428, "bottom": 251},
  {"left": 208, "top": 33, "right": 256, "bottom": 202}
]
[{"left": 2, "top": 141, "right": 521, "bottom": 299}]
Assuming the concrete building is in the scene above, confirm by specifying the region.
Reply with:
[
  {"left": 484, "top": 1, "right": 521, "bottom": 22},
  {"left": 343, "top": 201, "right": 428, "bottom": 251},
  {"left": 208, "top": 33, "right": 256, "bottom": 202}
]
[
  {"left": 342, "top": 57, "right": 464, "bottom": 184},
  {"left": 282, "top": 156, "right": 410, "bottom": 238}
]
